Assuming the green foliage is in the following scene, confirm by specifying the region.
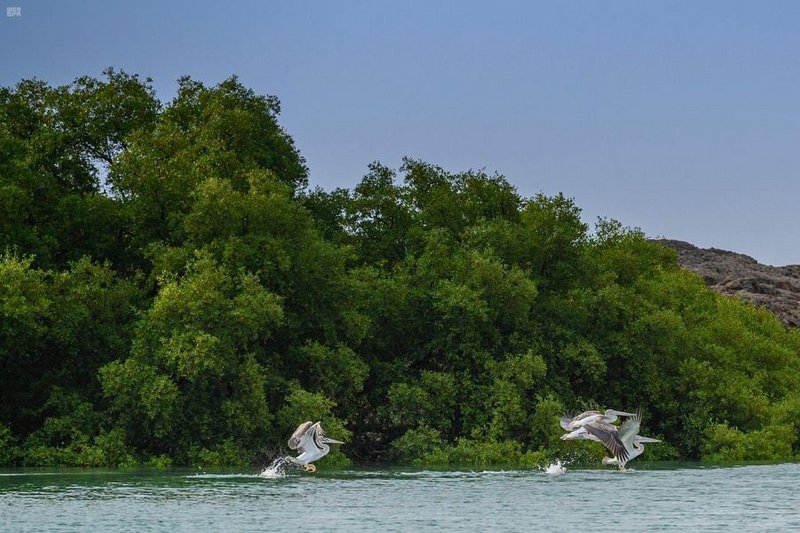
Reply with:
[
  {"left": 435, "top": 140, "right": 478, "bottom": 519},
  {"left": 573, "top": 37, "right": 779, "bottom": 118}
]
[
  {"left": 0, "top": 70, "right": 157, "bottom": 270},
  {"left": 2, "top": 71, "right": 799, "bottom": 467},
  {"left": 100, "top": 254, "right": 279, "bottom": 461},
  {"left": 529, "top": 395, "right": 566, "bottom": 449},
  {"left": 188, "top": 439, "right": 252, "bottom": 468},
  {"left": 144, "top": 455, "right": 174, "bottom": 469},
  {"left": 388, "top": 372, "right": 457, "bottom": 433},
  {"left": 419, "top": 439, "right": 546, "bottom": 468},
  {"left": 0, "top": 253, "right": 137, "bottom": 442},
  {"left": 18, "top": 389, "right": 134, "bottom": 467},
  {"left": 390, "top": 427, "right": 443, "bottom": 463},
  {"left": 391, "top": 427, "right": 545, "bottom": 467},
  {"left": 487, "top": 352, "right": 548, "bottom": 441},
  {"left": 702, "top": 423, "right": 796, "bottom": 462},
  {"left": 0, "top": 424, "right": 17, "bottom": 465},
  {"left": 288, "top": 342, "right": 368, "bottom": 407}
]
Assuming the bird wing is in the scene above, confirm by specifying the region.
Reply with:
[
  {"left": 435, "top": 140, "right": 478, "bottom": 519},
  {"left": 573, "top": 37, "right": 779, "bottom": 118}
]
[
  {"left": 562, "top": 427, "right": 601, "bottom": 443},
  {"left": 584, "top": 422, "right": 629, "bottom": 463},
  {"left": 560, "top": 413, "right": 575, "bottom": 431},
  {"left": 618, "top": 408, "right": 642, "bottom": 446},
  {"left": 288, "top": 421, "right": 314, "bottom": 450},
  {"left": 566, "top": 410, "right": 603, "bottom": 429},
  {"left": 573, "top": 410, "right": 600, "bottom": 422},
  {"left": 297, "top": 422, "right": 324, "bottom": 454}
]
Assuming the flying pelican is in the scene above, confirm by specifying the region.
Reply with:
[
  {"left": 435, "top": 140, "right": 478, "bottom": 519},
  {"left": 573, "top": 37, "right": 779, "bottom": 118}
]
[
  {"left": 560, "top": 409, "right": 636, "bottom": 431},
  {"left": 288, "top": 421, "right": 343, "bottom": 472},
  {"left": 579, "top": 410, "right": 660, "bottom": 470}
]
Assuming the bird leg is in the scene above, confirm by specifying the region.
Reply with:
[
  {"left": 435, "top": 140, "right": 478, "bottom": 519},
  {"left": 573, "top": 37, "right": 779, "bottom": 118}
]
[{"left": 304, "top": 464, "right": 316, "bottom": 473}]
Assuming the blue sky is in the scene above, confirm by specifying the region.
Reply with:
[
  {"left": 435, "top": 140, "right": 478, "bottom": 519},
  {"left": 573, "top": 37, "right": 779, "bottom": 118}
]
[{"left": 2, "top": 1, "right": 798, "bottom": 265}]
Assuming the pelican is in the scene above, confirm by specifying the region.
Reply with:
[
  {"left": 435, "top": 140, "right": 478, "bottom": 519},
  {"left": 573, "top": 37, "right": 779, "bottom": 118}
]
[
  {"left": 580, "top": 410, "right": 660, "bottom": 470},
  {"left": 287, "top": 421, "right": 343, "bottom": 472},
  {"left": 560, "top": 409, "right": 636, "bottom": 431}
]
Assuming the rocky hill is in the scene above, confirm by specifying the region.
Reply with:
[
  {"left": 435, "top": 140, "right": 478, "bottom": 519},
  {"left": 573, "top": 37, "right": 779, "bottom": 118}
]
[{"left": 656, "top": 240, "right": 800, "bottom": 328}]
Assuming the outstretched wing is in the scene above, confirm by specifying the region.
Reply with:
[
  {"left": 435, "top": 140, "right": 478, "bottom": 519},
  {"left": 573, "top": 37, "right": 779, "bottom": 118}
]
[
  {"left": 288, "top": 421, "right": 313, "bottom": 450},
  {"left": 584, "top": 422, "right": 629, "bottom": 463},
  {"left": 618, "top": 408, "right": 642, "bottom": 446}
]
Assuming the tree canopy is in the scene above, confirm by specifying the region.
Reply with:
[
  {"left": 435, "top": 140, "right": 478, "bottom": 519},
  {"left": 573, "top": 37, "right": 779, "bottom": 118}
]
[{"left": 2, "top": 71, "right": 799, "bottom": 467}]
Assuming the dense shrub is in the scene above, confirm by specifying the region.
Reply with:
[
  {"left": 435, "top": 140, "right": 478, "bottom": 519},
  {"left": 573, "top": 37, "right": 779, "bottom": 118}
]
[{"left": 1, "top": 71, "right": 798, "bottom": 466}]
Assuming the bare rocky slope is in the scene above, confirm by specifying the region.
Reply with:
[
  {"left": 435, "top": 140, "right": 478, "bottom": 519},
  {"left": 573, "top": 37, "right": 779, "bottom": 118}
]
[{"left": 655, "top": 239, "right": 800, "bottom": 328}]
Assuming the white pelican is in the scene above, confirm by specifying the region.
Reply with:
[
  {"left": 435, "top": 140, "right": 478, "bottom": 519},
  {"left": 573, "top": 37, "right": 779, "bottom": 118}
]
[
  {"left": 579, "top": 410, "right": 660, "bottom": 470},
  {"left": 288, "top": 421, "right": 343, "bottom": 472},
  {"left": 560, "top": 409, "right": 636, "bottom": 431}
]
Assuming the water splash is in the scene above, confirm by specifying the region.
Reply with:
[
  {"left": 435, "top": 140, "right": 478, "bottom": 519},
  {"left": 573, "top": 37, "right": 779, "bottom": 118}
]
[
  {"left": 259, "top": 456, "right": 297, "bottom": 478},
  {"left": 541, "top": 459, "right": 568, "bottom": 476}
]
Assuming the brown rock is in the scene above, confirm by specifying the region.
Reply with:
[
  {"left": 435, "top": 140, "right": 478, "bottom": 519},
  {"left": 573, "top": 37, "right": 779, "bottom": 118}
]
[{"left": 654, "top": 239, "right": 800, "bottom": 328}]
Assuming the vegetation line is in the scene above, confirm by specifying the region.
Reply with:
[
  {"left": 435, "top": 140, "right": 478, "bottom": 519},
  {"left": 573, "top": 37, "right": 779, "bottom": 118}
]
[{"left": 1, "top": 70, "right": 798, "bottom": 468}]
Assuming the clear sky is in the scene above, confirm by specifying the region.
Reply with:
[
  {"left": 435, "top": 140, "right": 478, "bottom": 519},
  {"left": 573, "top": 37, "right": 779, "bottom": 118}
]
[{"left": 2, "top": 1, "right": 798, "bottom": 265}]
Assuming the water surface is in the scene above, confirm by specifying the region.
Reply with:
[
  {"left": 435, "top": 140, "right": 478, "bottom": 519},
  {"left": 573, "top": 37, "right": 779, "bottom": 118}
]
[{"left": 2, "top": 462, "right": 799, "bottom": 531}]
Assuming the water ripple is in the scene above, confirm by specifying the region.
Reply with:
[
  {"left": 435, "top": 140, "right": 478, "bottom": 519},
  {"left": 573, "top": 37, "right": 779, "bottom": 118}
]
[{"left": 1, "top": 463, "right": 799, "bottom": 531}]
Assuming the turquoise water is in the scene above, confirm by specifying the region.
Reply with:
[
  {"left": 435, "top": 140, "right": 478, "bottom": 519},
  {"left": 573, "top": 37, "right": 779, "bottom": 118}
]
[{"left": 2, "top": 462, "right": 799, "bottom": 531}]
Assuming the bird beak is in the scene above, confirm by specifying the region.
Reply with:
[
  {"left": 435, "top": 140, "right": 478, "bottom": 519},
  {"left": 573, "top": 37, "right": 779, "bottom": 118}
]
[
  {"left": 637, "top": 436, "right": 661, "bottom": 443},
  {"left": 608, "top": 410, "right": 636, "bottom": 417},
  {"left": 323, "top": 437, "right": 344, "bottom": 444}
]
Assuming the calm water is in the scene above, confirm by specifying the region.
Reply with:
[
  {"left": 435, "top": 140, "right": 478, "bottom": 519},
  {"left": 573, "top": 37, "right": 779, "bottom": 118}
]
[{"left": 2, "top": 462, "right": 799, "bottom": 531}]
